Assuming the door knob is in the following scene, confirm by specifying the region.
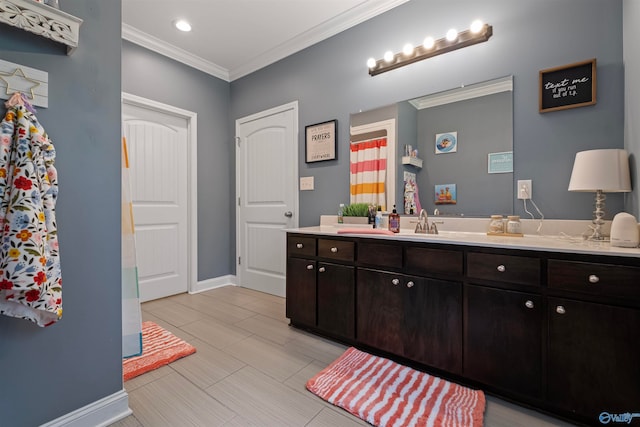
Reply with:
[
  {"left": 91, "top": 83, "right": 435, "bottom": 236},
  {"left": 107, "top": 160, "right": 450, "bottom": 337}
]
[{"left": 284, "top": 211, "right": 293, "bottom": 218}]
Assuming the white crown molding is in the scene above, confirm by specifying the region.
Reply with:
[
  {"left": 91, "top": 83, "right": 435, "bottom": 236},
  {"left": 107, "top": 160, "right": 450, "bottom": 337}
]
[
  {"left": 122, "top": 0, "right": 408, "bottom": 82},
  {"left": 122, "top": 23, "right": 230, "bottom": 81},
  {"left": 409, "top": 75, "right": 514, "bottom": 110},
  {"left": 229, "top": 0, "right": 410, "bottom": 80}
]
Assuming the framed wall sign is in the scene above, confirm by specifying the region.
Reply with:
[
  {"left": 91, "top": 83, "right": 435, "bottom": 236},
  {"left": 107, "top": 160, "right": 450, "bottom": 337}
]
[
  {"left": 539, "top": 58, "right": 596, "bottom": 113},
  {"left": 305, "top": 119, "right": 337, "bottom": 163},
  {"left": 488, "top": 151, "right": 513, "bottom": 174}
]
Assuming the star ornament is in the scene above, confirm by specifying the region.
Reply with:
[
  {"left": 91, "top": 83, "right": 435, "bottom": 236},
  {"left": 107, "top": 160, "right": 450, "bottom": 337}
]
[{"left": 0, "top": 68, "right": 41, "bottom": 100}]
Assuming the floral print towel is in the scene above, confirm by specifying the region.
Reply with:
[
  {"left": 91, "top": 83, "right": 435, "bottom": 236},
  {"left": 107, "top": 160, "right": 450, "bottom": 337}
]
[{"left": 0, "top": 105, "right": 62, "bottom": 327}]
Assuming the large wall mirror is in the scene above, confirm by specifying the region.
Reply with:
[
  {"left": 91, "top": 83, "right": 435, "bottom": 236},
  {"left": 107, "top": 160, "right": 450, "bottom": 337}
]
[{"left": 350, "top": 75, "right": 513, "bottom": 218}]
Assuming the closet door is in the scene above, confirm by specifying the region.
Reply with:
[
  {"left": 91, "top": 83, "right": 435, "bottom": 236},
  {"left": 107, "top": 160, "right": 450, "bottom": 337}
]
[{"left": 123, "top": 100, "right": 189, "bottom": 302}]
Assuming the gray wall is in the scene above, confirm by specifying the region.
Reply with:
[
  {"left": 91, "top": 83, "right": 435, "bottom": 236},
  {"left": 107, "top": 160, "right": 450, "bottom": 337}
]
[
  {"left": 416, "top": 92, "right": 513, "bottom": 217},
  {"left": 0, "top": 1, "right": 123, "bottom": 426},
  {"left": 231, "top": 0, "right": 626, "bottom": 226},
  {"left": 624, "top": 0, "right": 639, "bottom": 217},
  {"left": 121, "top": 41, "right": 233, "bottom": 280}
]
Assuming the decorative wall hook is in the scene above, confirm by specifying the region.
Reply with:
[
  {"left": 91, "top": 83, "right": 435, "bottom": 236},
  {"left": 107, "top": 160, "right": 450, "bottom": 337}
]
[
  {"left": 0, "top": 59, "right": 48, "bottom": 108},
  {"left": 0, "top": 67, "right": 40, "bottom": 99}
]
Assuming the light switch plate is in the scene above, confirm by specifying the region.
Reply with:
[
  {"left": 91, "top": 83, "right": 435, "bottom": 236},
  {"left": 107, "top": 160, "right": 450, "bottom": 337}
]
[{"left": 300, "top": 176, "right": 314, "bottom": 191}]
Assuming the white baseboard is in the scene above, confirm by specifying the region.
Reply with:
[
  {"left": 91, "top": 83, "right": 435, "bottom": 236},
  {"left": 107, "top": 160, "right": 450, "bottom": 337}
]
[
  {"left": 190, "top": 274, "right": 237, "bottom": 294},
  {"left": 41, "top": 389, "right": 131, "bottom": 427}
]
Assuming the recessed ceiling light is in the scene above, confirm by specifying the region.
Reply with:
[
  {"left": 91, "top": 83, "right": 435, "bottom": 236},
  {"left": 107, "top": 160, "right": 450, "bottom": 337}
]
[{"left": 174, "top": 19, "right": 192, "bottom": 32}]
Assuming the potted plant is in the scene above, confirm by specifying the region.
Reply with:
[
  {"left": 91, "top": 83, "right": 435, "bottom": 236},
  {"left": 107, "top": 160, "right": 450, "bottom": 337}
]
[{"left": 342, "top": 203, "right": 371, "bottom": 224}]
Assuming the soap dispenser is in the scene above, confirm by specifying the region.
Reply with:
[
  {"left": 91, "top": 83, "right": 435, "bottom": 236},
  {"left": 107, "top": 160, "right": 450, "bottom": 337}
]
[
  {"left": 388, "top": 204, "right": 400, "bottom": 233},
  {"left": 374, "top": 206, "right": 382, "bottom": 229}
]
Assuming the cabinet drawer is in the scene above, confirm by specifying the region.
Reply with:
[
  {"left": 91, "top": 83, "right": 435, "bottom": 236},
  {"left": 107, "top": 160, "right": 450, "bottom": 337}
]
[
  {"left": 358, "top": 241, "right": 402, "bottom": 269},
  {"left": 467, "top": 252, "right": 540, "bottom": 286},
  {"left": 406, "top": 246, "right": 463, "bottom": 276},
  {"left": 548, "top": 260, "right": 640, "bottom": 299},
  {"left": 287, "top": 235, "right": 316, "bottom": 257},
  {"left": 318, "top": 239, "right": 355, "bottom": 262}
]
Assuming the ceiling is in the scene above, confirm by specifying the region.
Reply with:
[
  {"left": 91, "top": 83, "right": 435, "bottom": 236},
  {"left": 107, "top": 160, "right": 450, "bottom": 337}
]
[{"left": 122, "top": 0, "right": 409, "bottom": 82}]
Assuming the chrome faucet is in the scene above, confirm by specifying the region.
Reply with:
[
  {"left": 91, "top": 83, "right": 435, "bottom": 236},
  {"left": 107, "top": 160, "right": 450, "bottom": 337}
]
[{"left": 414, "top": 209, "right": 438, "bottom": 234}]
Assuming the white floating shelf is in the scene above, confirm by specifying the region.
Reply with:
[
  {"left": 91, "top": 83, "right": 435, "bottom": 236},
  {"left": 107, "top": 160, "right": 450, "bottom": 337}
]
[
  {"left": 0, "top": 0, "right": 83, "bottom": 55},
  {"left": 401, "top": 156, "right": 423, "bottom": 169}
]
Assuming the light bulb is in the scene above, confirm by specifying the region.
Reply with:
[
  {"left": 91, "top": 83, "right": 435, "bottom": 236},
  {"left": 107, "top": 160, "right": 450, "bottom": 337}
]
[
  {"left": 402, "top": 43, "right": 414, "bottom": 56},
  {"left": 367, "top": 57, "right": 377, "bottom": 68},
  {"left": 423, "top": 36, "right": 435, "bottom": 49},
  {"left": 174, "top": 19, "right": 192, "bottom": 32},
  {"left": 384, "top": 51, "right": 394, "bottom": 63},
  {"left": 470, "top": 20, "right": 484, "bottom": 33},
  {"left": 446, "top": 28, "right": 458, "bottom": 41}
]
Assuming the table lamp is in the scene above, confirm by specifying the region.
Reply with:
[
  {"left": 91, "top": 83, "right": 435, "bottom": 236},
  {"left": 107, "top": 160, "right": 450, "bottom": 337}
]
[{"left": 568, "top": 149, "right": 631, "bottom": 240}]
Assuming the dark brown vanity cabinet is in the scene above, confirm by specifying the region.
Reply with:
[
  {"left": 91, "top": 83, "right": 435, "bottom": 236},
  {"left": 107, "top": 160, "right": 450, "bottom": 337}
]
[
  {"left": 285, "top": 236, "right": 317, "bottom": 327},
  {"left": 317, "top": 262, "right": 355, "bottom": 340},
  {"left": 286, "top": 234, "right": 355, "bottom": 341},
  {"left": 357, "top": 268, "right": 462, "bottom": 374},
  {"left": 546, "top": 259, "right": 640, "bottom": 423},
  {"left": 547, "top": 297, "right": 640, "bottom": 423},
  {"left": 464, "top": 251, "right": 543, "bottom": 398},
  {"left": 285, "top": 232, "right": 640, "bottom": 425},
  {"left": 285, "top": 257, "right": 316, "bottom": 327},
  {"left": 464, "top": 285, "right": 542, "bottom": 399}
]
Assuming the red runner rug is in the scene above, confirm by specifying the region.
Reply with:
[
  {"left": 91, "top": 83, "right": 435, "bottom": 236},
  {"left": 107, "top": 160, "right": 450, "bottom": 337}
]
[
  {"left": 123, "top": 321, "right": 196, "bottom": 381},
  {"left": 307, "top": 347, "right": 485, "bottom": 427}
]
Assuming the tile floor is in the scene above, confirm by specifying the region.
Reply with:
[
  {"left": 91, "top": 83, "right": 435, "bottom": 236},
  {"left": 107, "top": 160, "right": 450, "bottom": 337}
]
[{"left": 111, "top": 285, "right": 575, "bottom": 426}]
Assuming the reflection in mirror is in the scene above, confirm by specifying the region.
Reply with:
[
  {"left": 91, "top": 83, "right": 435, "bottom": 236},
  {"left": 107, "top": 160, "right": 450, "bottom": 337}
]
[{"left": 350, "top": 76, "right": 513, "bottom": 218}]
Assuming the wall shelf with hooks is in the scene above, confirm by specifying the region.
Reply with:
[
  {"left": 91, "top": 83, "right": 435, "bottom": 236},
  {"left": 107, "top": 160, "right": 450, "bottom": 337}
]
[{"left": 0, "top": 0, "right": 83, "bottom": 54}]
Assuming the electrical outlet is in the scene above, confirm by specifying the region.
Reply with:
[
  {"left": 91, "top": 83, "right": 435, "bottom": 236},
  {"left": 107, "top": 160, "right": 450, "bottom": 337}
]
[{"left": 517, "top": 180, "right": 532, "bottom": 200}]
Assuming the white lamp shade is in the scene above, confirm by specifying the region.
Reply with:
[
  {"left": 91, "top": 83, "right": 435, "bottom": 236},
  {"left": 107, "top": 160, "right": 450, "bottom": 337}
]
[{"left": 568, "top": 149, "right": 632, "bottom": 192}]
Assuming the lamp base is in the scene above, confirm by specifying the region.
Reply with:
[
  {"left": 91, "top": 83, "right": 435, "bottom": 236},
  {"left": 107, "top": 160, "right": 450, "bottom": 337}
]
[{"left": 587, "top": 190, "right": 607, "bottom": 240}]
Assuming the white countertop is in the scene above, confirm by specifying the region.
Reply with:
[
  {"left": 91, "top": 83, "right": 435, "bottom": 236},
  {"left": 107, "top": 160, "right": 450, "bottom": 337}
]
[{"left": 289, "top": 225, "right": 640, "bottom": 258}]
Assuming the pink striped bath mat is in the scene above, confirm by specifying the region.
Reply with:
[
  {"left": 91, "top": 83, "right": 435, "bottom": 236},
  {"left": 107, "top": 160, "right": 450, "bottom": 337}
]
[
  {"left": 123, "top": 321, "right": 196, "bottom": 381},
  {"left": 306, "top": 347, "right": 485, "bottom": 427}
]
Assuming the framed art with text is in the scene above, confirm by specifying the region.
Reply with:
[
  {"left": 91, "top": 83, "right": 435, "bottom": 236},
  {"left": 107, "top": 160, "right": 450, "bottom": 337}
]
[
  {"left": 539, "top": 58, "right": 596, "bottom": 113},
  {"left": 305, "top": 120, "right": 337, "bottom": 163}
]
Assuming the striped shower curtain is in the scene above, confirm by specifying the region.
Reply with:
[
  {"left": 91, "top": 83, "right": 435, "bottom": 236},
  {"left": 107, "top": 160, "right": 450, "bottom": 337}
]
[
  {"left": 350, "top": 134, "right": 387, "bottom": 210},
  {"left": 122, "top": 130, "right": 142, "bottom": 358}
]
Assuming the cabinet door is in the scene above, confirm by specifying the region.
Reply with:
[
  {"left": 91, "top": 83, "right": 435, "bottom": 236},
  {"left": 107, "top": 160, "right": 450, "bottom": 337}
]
[
  {"left": 548, "top": 298, "right": 640, "bottom": 423},
  {"left": 464, "top": 284, "right": 542, "bottom": 398},
  {"left": 357, "top": 269, "right": 462, "bottom": 373},
  {"left": 357, "top": 269, "right": 405, "bottom": 355},
  {"left": 405, "top": 277, "right": 462, "bottom": 374},
  {"left": 285, "top": 258, "right": 316, "bottom": 327},
  {"left": 317, "top": 262, "right": 355, "bottom": 340}
]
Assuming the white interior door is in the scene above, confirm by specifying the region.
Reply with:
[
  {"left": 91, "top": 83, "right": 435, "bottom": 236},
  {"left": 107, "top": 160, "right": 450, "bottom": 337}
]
[
  {"left": 236, "top": 101, "right": 298, "bottom": 297},
  {"left": 123, "top": 100, "right": 189, "bottom": 302}
]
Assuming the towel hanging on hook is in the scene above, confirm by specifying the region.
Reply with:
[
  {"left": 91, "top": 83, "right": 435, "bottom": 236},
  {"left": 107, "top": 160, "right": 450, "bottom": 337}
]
[{"left": 0, "top": 101, "right": 62, "bottom": 326}]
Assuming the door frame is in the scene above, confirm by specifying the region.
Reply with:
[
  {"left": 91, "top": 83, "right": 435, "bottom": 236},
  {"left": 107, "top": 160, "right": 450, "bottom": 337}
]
[
  {"left": 235, "top": 101, "right": 299, "bottom": 289},
  {"left": 122, "top": 92, "right": 198, "bottom": 295}
]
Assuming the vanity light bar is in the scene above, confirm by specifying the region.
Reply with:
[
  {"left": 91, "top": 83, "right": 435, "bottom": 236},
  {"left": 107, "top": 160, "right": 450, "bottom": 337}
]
[{"left": 368, "top": 23, "right": 493, "bottom": 76}]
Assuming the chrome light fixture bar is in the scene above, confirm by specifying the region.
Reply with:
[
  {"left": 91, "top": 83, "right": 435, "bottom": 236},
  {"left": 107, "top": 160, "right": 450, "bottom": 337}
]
[{"left": 368, "top": 22, "right": 493, "bottom": 76}]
